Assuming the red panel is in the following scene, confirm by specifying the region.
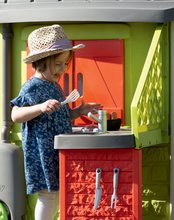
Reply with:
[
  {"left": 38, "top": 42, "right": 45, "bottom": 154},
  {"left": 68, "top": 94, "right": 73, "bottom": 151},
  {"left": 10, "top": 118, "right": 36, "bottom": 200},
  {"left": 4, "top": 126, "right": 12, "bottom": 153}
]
[
  {"left": 74, "top": 40, "right": 124, "bottom": 125},
  {"left": 59, "top": 148, "right": 142, "bottom": 220}
]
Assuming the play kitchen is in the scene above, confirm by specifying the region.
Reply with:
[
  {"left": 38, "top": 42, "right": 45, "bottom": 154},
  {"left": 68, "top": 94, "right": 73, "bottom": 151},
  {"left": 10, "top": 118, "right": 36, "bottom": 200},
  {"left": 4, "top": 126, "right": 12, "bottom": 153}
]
[
  {"left": 54, "top": 132, "right": 141, "bottom": 219},
  {"left": 54, "top": 92, "right": 141, "bottom": 219}
]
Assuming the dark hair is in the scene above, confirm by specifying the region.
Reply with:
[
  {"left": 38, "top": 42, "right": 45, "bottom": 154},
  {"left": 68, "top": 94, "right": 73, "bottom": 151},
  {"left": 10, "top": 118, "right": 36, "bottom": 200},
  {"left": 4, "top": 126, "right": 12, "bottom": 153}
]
[
  {"left": 32, "top": 57, "right": 47, "bottom": 72},
  {"left": 32, "top": 51, "right": 73, "bottom": 72}
]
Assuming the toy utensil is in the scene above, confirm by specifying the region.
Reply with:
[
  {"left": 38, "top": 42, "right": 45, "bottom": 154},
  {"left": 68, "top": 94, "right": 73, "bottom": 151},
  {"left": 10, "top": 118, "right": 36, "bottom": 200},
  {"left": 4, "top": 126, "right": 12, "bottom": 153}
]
[
  {"left": 61, "top": 89, "right": 80, "bottom": 106},
  {"left": 111, "top": 168, "right": 119, "bottom": 209},
  {"left": 94, "top": 168, "right": 102, "bottom": 210}
]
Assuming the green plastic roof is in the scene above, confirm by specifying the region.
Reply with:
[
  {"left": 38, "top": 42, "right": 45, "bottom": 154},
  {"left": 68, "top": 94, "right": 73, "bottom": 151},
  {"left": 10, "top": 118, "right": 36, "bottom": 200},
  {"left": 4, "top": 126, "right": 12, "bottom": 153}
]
[{"left": 0, "top": 1, "right": 174, "bottom": 23}]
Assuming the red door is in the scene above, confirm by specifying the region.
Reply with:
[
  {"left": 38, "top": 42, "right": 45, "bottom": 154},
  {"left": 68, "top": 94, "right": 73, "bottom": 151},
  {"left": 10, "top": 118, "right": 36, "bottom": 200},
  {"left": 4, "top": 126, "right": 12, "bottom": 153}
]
[{"left": 74, "top": 40, "right": 124, "bottom": 124}]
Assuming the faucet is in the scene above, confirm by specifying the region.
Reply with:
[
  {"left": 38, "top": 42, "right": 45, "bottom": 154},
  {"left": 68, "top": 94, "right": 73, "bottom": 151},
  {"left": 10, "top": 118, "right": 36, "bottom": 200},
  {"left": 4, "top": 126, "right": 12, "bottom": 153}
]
[{"left": 88, "top": 110, "right": 107, "bottom": 133}]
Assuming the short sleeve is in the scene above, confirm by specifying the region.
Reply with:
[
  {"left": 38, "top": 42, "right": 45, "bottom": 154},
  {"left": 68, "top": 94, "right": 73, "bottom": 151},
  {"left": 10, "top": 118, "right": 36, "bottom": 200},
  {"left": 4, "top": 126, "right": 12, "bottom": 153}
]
[
  {"left": 10, "top": 93, "right": 39, "bottom": 107},
  {"left": 10, "top": 79, "right": 41, "bottom": 107}
]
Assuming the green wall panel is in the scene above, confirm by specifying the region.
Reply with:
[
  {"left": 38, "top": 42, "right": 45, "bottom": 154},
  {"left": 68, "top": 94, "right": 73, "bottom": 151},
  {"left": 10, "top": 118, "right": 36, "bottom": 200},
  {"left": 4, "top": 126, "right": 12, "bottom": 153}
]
[{"left": 142, "top": 144, "right": 170, "bottom": 220}]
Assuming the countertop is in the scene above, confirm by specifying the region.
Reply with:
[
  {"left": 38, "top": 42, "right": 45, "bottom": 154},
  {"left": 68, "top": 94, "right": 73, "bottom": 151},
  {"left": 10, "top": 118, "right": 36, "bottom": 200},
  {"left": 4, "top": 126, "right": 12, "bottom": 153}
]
[{"left": 54, "top": 128, "right": 135, "bottom": 149}]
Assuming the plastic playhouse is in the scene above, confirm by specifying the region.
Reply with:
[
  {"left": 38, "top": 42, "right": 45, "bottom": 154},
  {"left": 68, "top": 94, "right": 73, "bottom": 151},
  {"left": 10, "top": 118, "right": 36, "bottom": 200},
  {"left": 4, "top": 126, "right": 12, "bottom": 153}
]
[{"left": 0, "top": 1, "right": 174, "bottom": 220}]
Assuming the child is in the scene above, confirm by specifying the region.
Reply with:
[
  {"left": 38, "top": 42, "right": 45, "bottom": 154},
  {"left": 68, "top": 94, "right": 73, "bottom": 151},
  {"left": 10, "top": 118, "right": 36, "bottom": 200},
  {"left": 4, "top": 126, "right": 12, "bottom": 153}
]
[{"left": 10, "top": 24, "right": 100, "bottom": 220}]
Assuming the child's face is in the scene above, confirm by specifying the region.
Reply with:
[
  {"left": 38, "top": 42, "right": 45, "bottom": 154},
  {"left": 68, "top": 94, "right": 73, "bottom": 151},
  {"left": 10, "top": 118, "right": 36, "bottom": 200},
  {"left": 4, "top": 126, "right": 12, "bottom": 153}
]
[{"left": 45, "top": 51, "right": 71, "bottom": 83}]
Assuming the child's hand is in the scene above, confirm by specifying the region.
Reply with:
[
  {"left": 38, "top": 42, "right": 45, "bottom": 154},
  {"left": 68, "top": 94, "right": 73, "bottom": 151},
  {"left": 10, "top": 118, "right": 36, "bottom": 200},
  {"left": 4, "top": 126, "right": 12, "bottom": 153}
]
[
  {"left": 40, "top": 99, "right": 60, "bottom": 113},
  {"left": 79, "top": 100, "right": 102, "bottom": 115}
]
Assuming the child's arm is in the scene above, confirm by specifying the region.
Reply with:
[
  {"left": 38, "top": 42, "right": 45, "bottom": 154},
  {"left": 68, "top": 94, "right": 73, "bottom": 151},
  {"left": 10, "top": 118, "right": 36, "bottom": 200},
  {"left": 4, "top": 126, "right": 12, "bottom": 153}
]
[{"left": 11, "top": 99, "right": 60, "bottom": 123}]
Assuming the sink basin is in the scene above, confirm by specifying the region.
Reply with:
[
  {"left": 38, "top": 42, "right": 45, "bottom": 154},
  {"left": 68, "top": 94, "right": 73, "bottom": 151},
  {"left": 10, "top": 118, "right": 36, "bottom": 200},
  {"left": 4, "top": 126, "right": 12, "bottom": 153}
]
[
  {"left": 71, "top": 131, "right": 98, "bottom": 135},
  {"left": 72, "top": 126, "right": 98, "bottom": 134}
]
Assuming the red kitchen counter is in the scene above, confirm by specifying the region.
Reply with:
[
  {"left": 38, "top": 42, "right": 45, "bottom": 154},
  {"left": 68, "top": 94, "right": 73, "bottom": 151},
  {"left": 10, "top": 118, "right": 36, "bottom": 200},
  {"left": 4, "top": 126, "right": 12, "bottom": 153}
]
[{"left": 54, "top": 129, "right": 142, "bottom": 220}]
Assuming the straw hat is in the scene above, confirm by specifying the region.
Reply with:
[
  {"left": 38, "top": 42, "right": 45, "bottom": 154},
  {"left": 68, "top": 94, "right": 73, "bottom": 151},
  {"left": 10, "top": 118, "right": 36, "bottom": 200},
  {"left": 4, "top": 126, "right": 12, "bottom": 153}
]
[{"left": 23, "top": 24, "right": 85, "bottom": 64}]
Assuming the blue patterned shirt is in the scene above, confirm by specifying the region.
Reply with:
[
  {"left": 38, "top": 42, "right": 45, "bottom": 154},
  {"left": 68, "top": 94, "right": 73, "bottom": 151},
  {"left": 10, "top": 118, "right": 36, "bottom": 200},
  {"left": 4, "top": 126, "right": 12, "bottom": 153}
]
[{"left": 11, "top": 77, "right": 72, "bottom": 194}]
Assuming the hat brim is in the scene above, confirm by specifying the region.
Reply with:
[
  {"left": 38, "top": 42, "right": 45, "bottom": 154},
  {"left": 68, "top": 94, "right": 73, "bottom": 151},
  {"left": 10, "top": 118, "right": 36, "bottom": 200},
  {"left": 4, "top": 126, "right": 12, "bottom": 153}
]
[{"left": 23, "top": 44, "right": 85, "bottom": 64}]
